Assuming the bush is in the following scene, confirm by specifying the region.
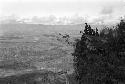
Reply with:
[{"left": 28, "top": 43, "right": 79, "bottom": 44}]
[{"left": 72, "top": 20, "right": 125, "bottom": 84}]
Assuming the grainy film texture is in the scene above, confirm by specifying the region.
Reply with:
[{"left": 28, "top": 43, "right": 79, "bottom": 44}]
[{"left": 0, "top": 0, "right": 125, "bottom": 84}]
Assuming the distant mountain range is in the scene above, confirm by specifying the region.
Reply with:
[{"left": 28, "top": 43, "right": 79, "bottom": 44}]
[
  {"left": 0, "top": 15, "right": 86, "bottom": 25},
  {"left": 0, "top": 15, "right": 120, "bottom": 25}
]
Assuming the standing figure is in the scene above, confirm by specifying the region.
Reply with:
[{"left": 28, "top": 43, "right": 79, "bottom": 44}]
[
  {"left": 91, "top": 29, "right": 96, "bottom": 36},
  {"left": 95, "top": 28, "right": 99, "bottom": 36},
  {"left": 84, "top": 23, "right": 89, "bottom": 35},
  {"left": 88, "top": 25, "right": 92, "bottom": 35}
]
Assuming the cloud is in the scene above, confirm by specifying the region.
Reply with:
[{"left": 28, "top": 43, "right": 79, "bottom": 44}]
[{"left": 100, "top": 7, "right": 114, "bottom": 15}]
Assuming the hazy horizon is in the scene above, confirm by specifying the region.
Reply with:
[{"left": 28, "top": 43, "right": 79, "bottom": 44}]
[{"left": 0, "top": 0, "right": 125, "bottom": 24}]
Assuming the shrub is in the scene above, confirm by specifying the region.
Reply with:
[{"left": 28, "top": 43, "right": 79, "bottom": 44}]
[{"left": 72, "top": 20, "right": 125, "bottom": 84}]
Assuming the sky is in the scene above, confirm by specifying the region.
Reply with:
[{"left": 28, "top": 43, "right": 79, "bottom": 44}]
[{"left": 0, "top": 0, "right": 125, "bottom": 23}]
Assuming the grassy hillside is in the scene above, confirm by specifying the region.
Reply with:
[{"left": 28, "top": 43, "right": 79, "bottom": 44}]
[{"left": 0, "top": 24, "right": 81, "bottom": 84}]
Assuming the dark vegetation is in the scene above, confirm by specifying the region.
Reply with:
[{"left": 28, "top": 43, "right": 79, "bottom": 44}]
[{"left": 72, "top": 19, "right": 125, "bottom": 84}]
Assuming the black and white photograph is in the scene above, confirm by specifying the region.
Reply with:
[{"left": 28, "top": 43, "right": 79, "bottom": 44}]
[{"left": 0, "top": 0, "right": 125, "bottom": 84}]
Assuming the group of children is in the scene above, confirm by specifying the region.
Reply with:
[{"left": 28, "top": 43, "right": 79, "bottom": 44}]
[{"left": 84, "top": 23, "right": 99, "bottom": 36}]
